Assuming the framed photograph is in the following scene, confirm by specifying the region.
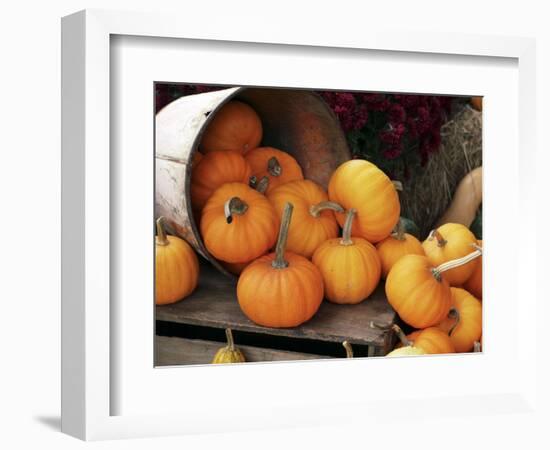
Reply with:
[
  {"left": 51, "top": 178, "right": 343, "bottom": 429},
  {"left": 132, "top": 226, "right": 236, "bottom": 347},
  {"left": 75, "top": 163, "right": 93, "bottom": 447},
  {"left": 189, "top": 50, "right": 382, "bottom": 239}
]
[{"left": 61, "top": 9, "right": 538, "bottom": 441}]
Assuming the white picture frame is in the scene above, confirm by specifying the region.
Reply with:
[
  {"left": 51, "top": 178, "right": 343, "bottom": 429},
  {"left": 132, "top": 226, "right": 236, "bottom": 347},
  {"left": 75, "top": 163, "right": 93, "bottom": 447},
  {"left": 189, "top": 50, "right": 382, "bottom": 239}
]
[{"left": 61, "top": 9, "right": 541, "bottom": 441}]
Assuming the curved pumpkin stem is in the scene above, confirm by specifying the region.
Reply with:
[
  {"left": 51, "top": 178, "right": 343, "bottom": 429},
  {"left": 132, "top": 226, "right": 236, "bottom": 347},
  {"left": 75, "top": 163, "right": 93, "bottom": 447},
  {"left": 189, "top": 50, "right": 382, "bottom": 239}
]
[
  {"left": 225, "top": 328, "right": 235, "bottom": 351},
  {"left": 267, "top": 157, "right": 282, "bottom": 177},
  {"left": 224, "top": 197, "right": 249, "bottom": 224},
  {"left": 340, "top": 208, "right": 356, "bottom": 246},
  {"left": 272, "top": 202, "right": 294, "bottom": 269},
  {"left": 156, "top": 217, "right": 169, "bottom": 246},
  {"left": 391, "top": 218, "right": 406, "bottom": 241},
  {"left": 309, "top": 201, "right": 345, "bottom": 218},
  {"left": 370, "top": 322, "right": 413, "bottom": 348},
  {"left": 432, "top": 248, "right": 482, "bottom": 282},
  {"left": 342, "top": 341, "right": 354, "bottom": 358},
  {"left": 391, "top": 324, "right": 414, "bottom": 347},
  {"left": 392, "top": 180, "right": 403, "bottom": 192},
  {"left": 428, "top": 229, "right": 447, "bottom": 247},
  {"left": 446, "top": 307, "right": 461, "bottom": 337},
  {"left": 473, "top": 341, "right": 482, "bottom": 352}
]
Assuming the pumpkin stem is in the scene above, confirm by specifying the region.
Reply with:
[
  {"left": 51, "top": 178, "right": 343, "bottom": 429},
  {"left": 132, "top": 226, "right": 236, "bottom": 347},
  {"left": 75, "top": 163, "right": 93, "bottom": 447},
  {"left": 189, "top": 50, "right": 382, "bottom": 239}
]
[
  {"left": 272, "top": 202, "right": 294, "bottom": 269},
  {"left": 340, "top": 208, "right": 356, "bottom": 246},
  {"left": 473, "top": 341, "right": 482, "bottom": 352},
  {"left": 370, "top": 322, "right": 413, "bottom": 347},
  {"left": 431, "top": 248, "right": 482, "bottom": 282},
  {"left": 428, "top": 229, "right": 447, "bottom": 247},
  {"left": 256, "top": 176, "right": 269, "bottom": 194},
  {"left": 391, "top": 324, "right": 414, "bottom": 347},
  {"left": 309, "top": 201, "right": 345, "bottom": 218},
  {"left": 225, "top": 328, "right": 235, "bottom": 351},
  {"left": 390, "top": 218, "right": 406, "bottom": 241},
  {"left": 156, "top": 217, "right": 169, "bottom": 246},
  {"left": 392, "top": 180, "right": 403, "bottom": 192},
  {"left": 342, "top": 341, "right": 354, "bottom": 358},
  {"left": 224, "top": 197, "right": 249, "bottom": 224},
  {"left": 447, "top": 307, "right": 461, "bottom": 337},
  {"left": 267, "top": 157, "right": 282, "bottom": 177}
]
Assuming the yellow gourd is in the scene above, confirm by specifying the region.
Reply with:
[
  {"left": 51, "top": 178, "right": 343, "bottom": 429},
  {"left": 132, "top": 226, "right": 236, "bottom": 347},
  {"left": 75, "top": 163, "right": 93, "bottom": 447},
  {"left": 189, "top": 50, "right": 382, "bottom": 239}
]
[{"left": 212, "top": 329, "right": 246, "bottom": 364}]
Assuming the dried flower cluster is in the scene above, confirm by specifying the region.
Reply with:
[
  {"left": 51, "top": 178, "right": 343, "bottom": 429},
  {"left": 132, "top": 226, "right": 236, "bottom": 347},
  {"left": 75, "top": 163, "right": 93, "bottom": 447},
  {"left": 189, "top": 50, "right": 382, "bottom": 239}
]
[{"left": 318, "top": 92, "right": 454, "bottom": 178}]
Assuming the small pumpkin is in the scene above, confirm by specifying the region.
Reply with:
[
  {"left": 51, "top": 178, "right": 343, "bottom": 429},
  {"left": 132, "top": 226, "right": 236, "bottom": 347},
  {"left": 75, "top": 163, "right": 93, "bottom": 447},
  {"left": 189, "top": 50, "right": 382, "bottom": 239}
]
[
  {"left": 312, "top": 209, "right": 381, "bottom": 304},
  {"left": 375, "top": 218, "right": 425, "bottom": 279},
  {"left": 385, "top": 248, "right": 482, "bottom": 328},
  {"left": 245, "top": 147, "right": 304, "bottom": 194},
  {"left": 267, "top": 179, "right": 343, "bottom": 258},
  {"left": 436, "top": 167, "right": 482, "bottom": 228},
  {"left": 342, "top": 341, "right": 354, "bottom": 358},
  {"left": 155, "top": 217, "right": 199, "bottom": 305},
  {"left": 200, "top": 100, "right": 262, "bottom": 154},
  {"left": 422, "top": 223, "right": 478, "bottom": 286},
  {"left": 201, "top": 182, "right": 279, "bottom": 263},
  {"left": 437, "top": 287, "right": 482, "bottom": 353},
  {"left": 463, "top": 240, "right": 483, "bottom": 299},
  {"left": 386, "top": 346, "right": 426, "bottom": 357},
  {"left": 471, "top": 96, "right": 482, "bottom": 111},
  {"left": 400, "top": 328, "right": 456, "bottom": 354},
  {"left": 237, "top": 203, "right": 324, "bottom": 328},
  {"left": 328, "top": 159, "right": 400, "bottom": 243},
  {"left": 212, "top": 328, "right": 246, "bottom": 364},
  {"left": 190, "top": 150, "right": 251, "bottom": 213}
]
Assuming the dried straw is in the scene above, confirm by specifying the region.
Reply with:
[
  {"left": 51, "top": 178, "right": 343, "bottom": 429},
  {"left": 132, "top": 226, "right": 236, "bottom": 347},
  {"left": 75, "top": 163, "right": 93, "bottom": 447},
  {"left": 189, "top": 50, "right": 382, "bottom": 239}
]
[{"left": 400, "top": 105, "right": 482, "bottom": 239}]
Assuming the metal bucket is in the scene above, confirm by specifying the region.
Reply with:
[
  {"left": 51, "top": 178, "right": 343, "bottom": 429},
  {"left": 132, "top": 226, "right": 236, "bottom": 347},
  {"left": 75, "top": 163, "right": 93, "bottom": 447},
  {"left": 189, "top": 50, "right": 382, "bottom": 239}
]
[{"left": 155, "top": 87, "right": 351, "bottom": 276}]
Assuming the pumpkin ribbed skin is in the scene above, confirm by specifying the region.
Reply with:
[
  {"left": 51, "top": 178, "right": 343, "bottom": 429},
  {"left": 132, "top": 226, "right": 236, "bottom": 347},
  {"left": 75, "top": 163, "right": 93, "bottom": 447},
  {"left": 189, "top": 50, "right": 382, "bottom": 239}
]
[
  {"left": 376, "top": 233, "right": 424, "bottom": 279},
  {"left": 191, "top": 151, "right": 251, "bottom": 213},
  {"left": 245, "top": 147, "right": 304, "bottom": 194},
  {"left": 155, "top": 229, "right": 199, "bottom": 305},
  {"left": 385, "top": 254, "right": 452, "bottom": 328},
  {"left": 463, "top": 240, "right": 483, "bottom": 299},
  {"left": 437, "top": 287, "right": 482, "bottom": 352},
  {"left": 313, "top": 236, "right": 381, "bottom": 305},
  {"left": 267, "top": 180, "right": 340, "bottom": 258},
  {"left": 422, "top": 223, "right": 478, "bottom": 286},
  {"left": 405, "top": 328, "right": 455, "bottom": 354},
  {"left": 200, "top": 100, "right": 262, "bottom": 154},
  {"left": 201, "top": 183, "right": 278, "bottom": 263},
  {"left": 328, "top": 160, "right": 400, "bottom": 243},
  {"left": 237, "top": 252, "right": 324, "bottom": 328}
]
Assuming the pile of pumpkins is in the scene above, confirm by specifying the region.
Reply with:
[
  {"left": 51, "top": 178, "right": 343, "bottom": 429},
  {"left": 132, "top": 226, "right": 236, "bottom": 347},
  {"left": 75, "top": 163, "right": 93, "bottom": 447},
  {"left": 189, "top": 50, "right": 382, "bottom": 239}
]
[{"left": 155, "top": 99, "right": 483, "bottom": 359}]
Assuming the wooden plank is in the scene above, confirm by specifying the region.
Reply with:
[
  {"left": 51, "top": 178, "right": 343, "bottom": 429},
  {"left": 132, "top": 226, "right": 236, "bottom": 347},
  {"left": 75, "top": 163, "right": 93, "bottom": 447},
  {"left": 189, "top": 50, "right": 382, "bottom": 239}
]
[
  {"left": 156, "top": 261, "right": 397, "bottom": 347},
  {"left": 155, "top": 335, "right": 329, "bottom": 366}
]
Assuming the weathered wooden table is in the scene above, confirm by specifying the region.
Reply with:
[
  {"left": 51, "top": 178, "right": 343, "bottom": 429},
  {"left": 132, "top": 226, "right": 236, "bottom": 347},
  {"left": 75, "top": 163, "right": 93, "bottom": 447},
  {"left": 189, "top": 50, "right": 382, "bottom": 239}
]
[{"left": 156, "top": 262, "right": 397, "bottom": 365}]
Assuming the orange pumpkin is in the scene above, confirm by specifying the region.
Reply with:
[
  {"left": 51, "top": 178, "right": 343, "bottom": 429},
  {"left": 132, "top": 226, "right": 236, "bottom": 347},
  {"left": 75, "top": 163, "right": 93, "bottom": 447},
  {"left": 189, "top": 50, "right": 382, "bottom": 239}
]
[
  {"left": 385, "top": 247, "right": 482, "bottom": 328},
  {"left": 190, "top": 150, "right": 251, "bottom": 213},
  {"left": 312, "top": 209, "right": 381, "bottom": 304},
  {"left": 375, "top": 219, "right": 424, "bottom": 278},
  {"left": 464, "top": 240, "right": 483, "bottom": 299},
  {"left": 245, "top": 147, "right": 304, "bottom": 194},
  {"left": 155, "top": 217, "right": 199, "bottom": 305},
  {"left": 388, "top": 324, "right": 454, "bottom": 355},
  {"left": 200, "top": 182, "right": 278, "bottom": 263},
  {"left": 437, "top": 287, "right": 482, "bottom": 352},
  {"left": 267, "top": 179, "right": 343, "bottom": 258},
  {"left": 328, "top": 159, "right": 400, "bottom": 243},
  {"left": 237, "top": 203, "right": 324, "bottom": 328},
  {"left": 471, "top": 97, "right": 482, "bottom": 111},
  {"left": 422, "top": 223, "right": 478, "bottom": 286},
  {"left": 402, "top": 328, "right": 456, "bottom": 354},
  {"left": 200, "top": 100, "right": 262, "bottom": 154}
]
